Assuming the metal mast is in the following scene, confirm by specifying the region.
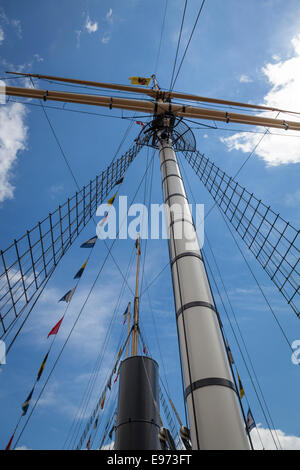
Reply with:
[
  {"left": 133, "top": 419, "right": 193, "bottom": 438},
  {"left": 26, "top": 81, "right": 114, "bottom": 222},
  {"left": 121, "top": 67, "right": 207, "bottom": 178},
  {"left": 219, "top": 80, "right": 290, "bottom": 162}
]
[{"left": 155, "top": 116, "right": 249, "bottom": 449}]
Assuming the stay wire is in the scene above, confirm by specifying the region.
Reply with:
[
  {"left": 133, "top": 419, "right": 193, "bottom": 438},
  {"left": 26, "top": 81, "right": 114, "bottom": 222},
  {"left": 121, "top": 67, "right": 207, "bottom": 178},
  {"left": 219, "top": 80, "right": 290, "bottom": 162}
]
[
  {"left": 67, "top": 152, "right": 156, "bottom": 449},
  {"left": 139, "top": 148, "right": 157, "bottom": 307},
  {"left": 137, "top": 151, "right": 174, "bottom": 397},
  {"left": 13, "top": 147, "right": 156, "bottom": 449},
  {"left": 171, "top": 0, "right": 206, "bottom": 91},
  {"left": 220, "top": 210, "right": 297, "bottom": 357},
  {"left": 154, "top": 0, "right": 169, "bottom": 75},
  {"left": 184, "top": 110, "right": 281, "bottom": 248},
  {"left": 65, "top": 155, "right": 155, "bottom": 449},
  {"left": 202, "top": 248, "right": 278, "bottom": 450},
  {"left": 137, "top": 326, "right": 181, "bottom": 446},
  {"left": 203, "top": 232, "right": 283, "bottom": 448},
  {"left": 7, "top": 98, "right": 149, "bottom": 122},
  {"left": 31, "top": 74, "right": 136, "bottom": 296},
  {"left": 178, "top": 156, "right": 281, "bottom": 449},
  {"left": 63, "top": 245, "right": 136, "bottom": 449},
  {"left": 169, "top": 0, "right": 188, "bottom": 91}
]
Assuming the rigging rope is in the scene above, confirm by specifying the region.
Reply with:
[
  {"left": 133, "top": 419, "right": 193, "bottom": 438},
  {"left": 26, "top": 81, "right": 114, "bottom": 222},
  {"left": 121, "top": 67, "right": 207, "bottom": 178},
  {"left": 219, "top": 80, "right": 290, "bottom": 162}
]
[
  {"left": 154, "top": 0, "right": 169, "bottom": 75},
  {"left": 169, "top": 0, "right": 188, "bottom": 91},
  {"left": 182, "top": 149, "right": 300, "bottom": 318},
  {"left": 170, "top": 0, "right": 206, "bottom": 91},
  {"left": 66, "top": 152, "right": 157, "bottom": 450},
  {"left": 179, "top": 157, "right": 283, "bottom": 449},
  {"left": 11, "top": 146, "right": 155, "bottom": 449},
  {"left": 0, "top": 143, "right": 142, "bottom": 344},
  {"left": 63, "top": 245, "right": 136, "bottom": 449}
]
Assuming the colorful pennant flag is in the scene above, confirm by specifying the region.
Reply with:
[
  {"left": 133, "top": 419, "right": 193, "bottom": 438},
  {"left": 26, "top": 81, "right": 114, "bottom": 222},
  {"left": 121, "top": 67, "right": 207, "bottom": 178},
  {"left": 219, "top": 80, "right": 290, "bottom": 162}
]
[
  {"left": 100, "top": 394, "right": 106, "bottom": 410},
  {"left": 143, "top": 344, "right": 146, "bottom": 355},
  {"left": 80, "top": 236, "right": 97, "bottom": 249},
  {"left": 100, "top": 432, "right": 106, "bottom": 448},
  {"left": 94, "top": 415, "right": 99, "bottom": 430},
  {"left": 123, "top": 304, "right": 129, "bottom": 325},
  {"left": 117, "top": 347, "right": 122, "bottom": 360},
  {"left": 59, "top": 287, "right": 76, "bottom": 303},
  {"left": 22, "top": 387, "right": 35, "bottom": 416},
  {"left": 136, "top": 121, "right": 145, "bottom": 128},
  {"left": 47, "top": 315, "right": 64, "bottom": 339},
  {"left": 237, "top": 373, "right": 245, "bottom": 399},
  {"left": 129, "top": 76, "right": 151, "bottom": 86},
  {"left": 37, "top": 352, "right": 49, "bottom": 381},
  {"left": 116, "top": 177, "right": 124, "bottom": 185},
  {"left": 246, "top": 408, "right": 256, "bottom": 432},
  {"left": 108, "top": 192, "right": 117, "bottom": 206},
  {"left": 5, "top": 433, "right": 15, "bottom": 451},
  {"left": 107, "top": 374, "right": 112, "bottom": 391},
  {"left": 74, "top": 260, "right": 88, "bottom": 279},
  {"left": 225, "top": 341, "right": 234, "bottom": 365},
  {"left": 114, "top": 369, "right": 120, "bottom": 384}
]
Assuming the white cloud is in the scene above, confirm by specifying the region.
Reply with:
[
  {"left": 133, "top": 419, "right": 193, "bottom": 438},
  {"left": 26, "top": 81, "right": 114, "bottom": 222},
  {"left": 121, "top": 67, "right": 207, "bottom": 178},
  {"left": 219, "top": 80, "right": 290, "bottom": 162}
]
[
  {"left": 85, "top": 15, "right": 98, "bottom": 34},
  {"left": 11, "top": 19, "right": 22, "bottom": 39},
  {"left": 49, "top": 183, "right": 64, "bottom": 199},
  {"left": 75, "top": 29, "right": 82, "bottom": 48},
  {"left": 239, "top": 74, "right": 253, "bottom": 83},
  {"left": 251, "top": 424, "right": 300, "bottom": 450},
  {"left": 0, "top": 102, "right": 28, "bottom": 202},
  {"left": 101, "top": 34, "right": 111, "bottom": 45},
  {"left": 105, "top": 8, "right": 113, "bottom": 23},
  {"left": 221, "top": 34, "right": 300, "bottom": 166},
  {"left": 33, "top": 53, "right": 44, "bottom": 63}
]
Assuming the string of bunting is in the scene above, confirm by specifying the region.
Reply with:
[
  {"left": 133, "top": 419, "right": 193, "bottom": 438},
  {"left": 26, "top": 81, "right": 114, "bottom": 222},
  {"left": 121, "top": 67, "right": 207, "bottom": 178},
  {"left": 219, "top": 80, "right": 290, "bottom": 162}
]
[
  {"left": 225, "top": 340, "right": 257, "bottom": 436},
  {"left": 5, "top": 183, "right": 124, "bottom": 450},
  {"left": 76, "top": 331, "right": 131, "bottom": 450},
  {"left": 98, "top": 413, "right": 115, "bottom": 450}
]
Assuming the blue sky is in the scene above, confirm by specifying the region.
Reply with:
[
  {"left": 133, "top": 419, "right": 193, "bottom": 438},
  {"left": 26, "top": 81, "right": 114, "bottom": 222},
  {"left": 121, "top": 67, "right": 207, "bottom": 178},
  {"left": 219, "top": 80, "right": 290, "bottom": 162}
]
[{"left": 0, "top": 0, "right": 300, "bottom": 450}]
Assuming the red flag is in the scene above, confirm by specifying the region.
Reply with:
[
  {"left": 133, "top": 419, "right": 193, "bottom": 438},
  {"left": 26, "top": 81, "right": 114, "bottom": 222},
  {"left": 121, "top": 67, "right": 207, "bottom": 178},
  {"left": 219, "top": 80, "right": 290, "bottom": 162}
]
[
  {"left": 136, "top": 121, "right": 145, "bottom": 128},
  {"left": 47, "top": 315, "right": 64, "bottom": 338},
  {"left": 114, "top": 371, "right": 119, "bottom": 384},
  {"left": 86, "top": 435, "right": 91, "bottom": 450},
  {"left": 5, "top": 433, "right": 14, "bottom": 450},
  {"left": 143, "top": 344, "right": 146, "bottom": 355}
]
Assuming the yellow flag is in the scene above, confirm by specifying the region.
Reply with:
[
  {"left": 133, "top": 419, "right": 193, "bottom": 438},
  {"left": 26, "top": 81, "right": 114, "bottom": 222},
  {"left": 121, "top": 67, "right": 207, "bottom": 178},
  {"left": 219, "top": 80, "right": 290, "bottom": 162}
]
[
  {"left": 237, "top": 373, "right": 245, "bottom": 399},
  {"left": 129, "top": 76, "right": 151, "bottom": 86},
  {"left": 108, "top": 192, "right": 117, "bottom": 205}
]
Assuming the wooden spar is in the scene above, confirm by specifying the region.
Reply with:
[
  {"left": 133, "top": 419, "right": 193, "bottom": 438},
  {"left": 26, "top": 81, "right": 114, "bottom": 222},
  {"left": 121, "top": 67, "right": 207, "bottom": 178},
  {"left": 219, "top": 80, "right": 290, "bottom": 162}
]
[
  {"left": 6, "top": 71, "right": 300, "bottom": 116},
  {"left": 5, "top": 84, "right": 300, "bottom": 131},
  {"left": 5, "top": 71, "right": 155, "bottom": 98}
]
